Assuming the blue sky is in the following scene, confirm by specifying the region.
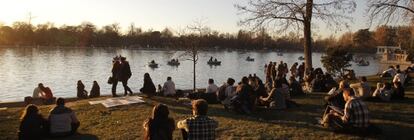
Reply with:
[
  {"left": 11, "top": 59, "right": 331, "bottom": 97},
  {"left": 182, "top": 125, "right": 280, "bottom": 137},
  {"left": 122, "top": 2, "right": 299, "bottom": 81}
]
[{"left": 0, "top": 0, "right": 395, "bottom": 37}]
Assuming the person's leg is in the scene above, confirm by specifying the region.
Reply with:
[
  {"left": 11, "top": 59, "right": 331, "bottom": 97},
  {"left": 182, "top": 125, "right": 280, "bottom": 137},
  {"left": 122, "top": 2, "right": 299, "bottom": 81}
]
[
  {"left": 112, "top": 80, "right": 118, "bottom": 97},
  {"left": 122, "top": 80, "right": 133, "bottom": 95}
]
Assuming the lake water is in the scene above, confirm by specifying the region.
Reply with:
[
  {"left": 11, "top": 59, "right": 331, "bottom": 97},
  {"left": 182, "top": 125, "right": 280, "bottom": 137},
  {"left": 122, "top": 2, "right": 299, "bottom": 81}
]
[{"left": 0, "top": 47, "right": 379, "bottom": 102}]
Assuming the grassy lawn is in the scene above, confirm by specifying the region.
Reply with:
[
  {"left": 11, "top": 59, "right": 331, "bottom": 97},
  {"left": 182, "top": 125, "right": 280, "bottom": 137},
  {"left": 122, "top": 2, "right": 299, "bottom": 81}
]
[{"left": 1, "top": 90, "right": 414, "bottom": 140}]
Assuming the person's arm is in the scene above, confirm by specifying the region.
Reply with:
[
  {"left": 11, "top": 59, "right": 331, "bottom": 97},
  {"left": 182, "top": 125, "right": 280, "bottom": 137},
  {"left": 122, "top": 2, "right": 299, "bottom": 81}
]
[
  {"left": 177, "top": 119, "right": 188, "bottom": 131},
  {"left": 341, "top": 102, "right": 352, "bottom": 123},
  {"left": 70, "top": 111, "right": 80, "bottom": 124}
]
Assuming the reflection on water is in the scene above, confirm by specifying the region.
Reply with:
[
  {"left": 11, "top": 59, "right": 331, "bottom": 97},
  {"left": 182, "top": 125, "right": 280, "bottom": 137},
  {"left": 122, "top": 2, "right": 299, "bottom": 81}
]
[{"left": 0, "top": 47, "right": 379, "bottom": 102}]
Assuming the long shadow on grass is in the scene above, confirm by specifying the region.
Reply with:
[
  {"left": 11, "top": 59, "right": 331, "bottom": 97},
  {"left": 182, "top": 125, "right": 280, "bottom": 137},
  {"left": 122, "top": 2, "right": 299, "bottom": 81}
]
[{"left": 44, "top": 133, "right": 98, "bottom": 140}]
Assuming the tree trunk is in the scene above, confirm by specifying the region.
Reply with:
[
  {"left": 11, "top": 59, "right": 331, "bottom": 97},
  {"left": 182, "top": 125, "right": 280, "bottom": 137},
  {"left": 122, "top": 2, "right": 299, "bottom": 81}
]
[
  {"left": 193, "top": 51, "right": 196, "bottom": 92},
  {"left": 304, "top": 0, "right": 313, "bottom": 74}
]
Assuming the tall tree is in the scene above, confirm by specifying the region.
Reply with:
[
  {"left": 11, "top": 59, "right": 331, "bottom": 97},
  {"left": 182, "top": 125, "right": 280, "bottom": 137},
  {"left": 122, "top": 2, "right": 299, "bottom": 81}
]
[
  {"left": 367, "top": 0, "right": 414, "bottom": 24},
  {"left": 236, "top": 0, "right": 356, "bottom": 73}
]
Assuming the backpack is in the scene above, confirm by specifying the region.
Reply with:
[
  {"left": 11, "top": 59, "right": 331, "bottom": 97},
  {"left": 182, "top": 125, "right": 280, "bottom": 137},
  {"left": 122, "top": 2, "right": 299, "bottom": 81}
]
[{"left": 217, "top": 84, "right": 228, "bottom": 101}]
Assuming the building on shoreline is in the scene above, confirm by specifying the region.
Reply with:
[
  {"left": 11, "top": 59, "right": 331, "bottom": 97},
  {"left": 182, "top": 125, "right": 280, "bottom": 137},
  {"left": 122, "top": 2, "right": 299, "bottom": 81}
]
[{"left": 377, "top": 46, "right": 412, "bottom": 73}]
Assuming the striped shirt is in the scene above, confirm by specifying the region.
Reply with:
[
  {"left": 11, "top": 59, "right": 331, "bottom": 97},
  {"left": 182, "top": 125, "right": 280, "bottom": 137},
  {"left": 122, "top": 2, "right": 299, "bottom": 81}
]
[{"left": 342, "top": 97, "right": 369, "bottom": 128}]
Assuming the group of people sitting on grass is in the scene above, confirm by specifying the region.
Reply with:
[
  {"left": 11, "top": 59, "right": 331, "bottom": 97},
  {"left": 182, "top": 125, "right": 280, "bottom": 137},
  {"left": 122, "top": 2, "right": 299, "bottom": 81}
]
[
  {"left": 19, "top": 98, "right": 218, "bottom": 140},
  {"left": 76, "top": 80, "right": 101, "bottom": 99},
  {"left": 143, "top": 99, "right": 218, "bottom": 140},
  {"left": 29, "top": 80, "right": 101, "bottom": 104},
  {"left": 19, "top": 98, "right": 80, "bottom": 140}
]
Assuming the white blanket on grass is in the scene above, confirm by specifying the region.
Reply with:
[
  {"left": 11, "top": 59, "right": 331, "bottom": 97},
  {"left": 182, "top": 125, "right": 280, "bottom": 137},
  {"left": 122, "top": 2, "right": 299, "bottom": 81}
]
[{"left": 89, "top": 96, "right": 145, "bottom": 108}]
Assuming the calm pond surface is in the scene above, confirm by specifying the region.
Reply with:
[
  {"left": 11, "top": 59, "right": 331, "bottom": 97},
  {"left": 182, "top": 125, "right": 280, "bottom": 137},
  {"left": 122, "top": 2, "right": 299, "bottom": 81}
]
[{"left": 0, "top": 47, "right": 379, "bottom": 102}]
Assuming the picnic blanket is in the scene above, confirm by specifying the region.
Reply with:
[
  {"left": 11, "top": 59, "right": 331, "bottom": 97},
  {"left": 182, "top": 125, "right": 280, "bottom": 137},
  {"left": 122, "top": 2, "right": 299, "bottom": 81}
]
[{"left": 89, "top": 96, "right": 145, "bottom": 108}]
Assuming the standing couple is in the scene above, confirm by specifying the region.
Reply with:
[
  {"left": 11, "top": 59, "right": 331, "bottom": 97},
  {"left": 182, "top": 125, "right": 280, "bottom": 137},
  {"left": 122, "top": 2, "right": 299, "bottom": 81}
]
[{"left": 111, "top": 56, "right": 133, "bottom": 97}]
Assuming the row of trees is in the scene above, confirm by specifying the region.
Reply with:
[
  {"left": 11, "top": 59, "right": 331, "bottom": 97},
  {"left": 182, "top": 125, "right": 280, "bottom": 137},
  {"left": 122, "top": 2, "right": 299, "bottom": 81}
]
[{"left": 0, "top": 21, "right": 305, "bottom": 50}]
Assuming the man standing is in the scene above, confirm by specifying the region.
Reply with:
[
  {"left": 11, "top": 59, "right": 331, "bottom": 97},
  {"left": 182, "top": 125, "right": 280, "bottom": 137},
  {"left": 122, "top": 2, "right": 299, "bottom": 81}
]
[
  {"left": 177, "top": 99, "right": 218, "bottom": 140},
  {"left": 119, "top": 57, "right": 133, "bottom": 96},
  {"left": 111, "top": 56, "right": 133, "bottom": 97}
]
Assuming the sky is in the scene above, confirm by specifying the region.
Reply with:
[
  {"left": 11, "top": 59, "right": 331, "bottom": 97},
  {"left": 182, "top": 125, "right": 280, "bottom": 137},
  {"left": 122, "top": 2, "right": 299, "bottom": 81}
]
[{"left": 0, "top": 0, "right": 389, "bottom": 37}]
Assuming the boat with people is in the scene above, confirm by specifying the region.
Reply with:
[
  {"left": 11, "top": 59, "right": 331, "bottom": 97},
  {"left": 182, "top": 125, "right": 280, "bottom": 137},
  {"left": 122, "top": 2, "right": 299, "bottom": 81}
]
[
  {"left": 246, "top": 56, "right": 254, "bottom": 61},
  {"left": 207, "top": 57, "right": 221, "bottom": 65},
  {"left": 298, "top": 56, "right": 305, "bottom": 60},
  {"left": 357, "top": 60, "right": 370, "bottom": 66},
  {"left": 207, "top": 60, "right": 221, "bottom": 65},
  {"left": 148, "top": 60, "right": 158, "bottom": 68},
  {"left": 277, "top": 52, "right": 283, "bottom": 56},
  {"left": 167, "top": 59, "right": 180, "bottom": 66}
]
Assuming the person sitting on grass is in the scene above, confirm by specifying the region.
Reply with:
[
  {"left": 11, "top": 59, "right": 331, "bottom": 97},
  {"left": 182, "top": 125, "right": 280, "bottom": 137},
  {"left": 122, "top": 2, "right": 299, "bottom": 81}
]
[
  {"left": 18, "top": 104, "right": 48, "bottom": 140},
  {"left": 163, "top": 77, "right": 176, "bottom": 97},
  {"left": 231, "top": 77, "right": 254, "bottom": 114},
  {"left": 393, "top": 70, "right": 406, "bottom": 87},
  {"left": 391, "top": 82, "right": 405, "bottom": 100},
  {"left": 321, "top": 89, "right": 369, "bottom": 133},
  {"left": 324, "top": 80, "right": 349, "bottom": 109},
  {"left": 143, "top": 104, "right": 175, "bottom": 140},
  {"left": 33, "top": 83, "right": 45, "bottom": 98},
  {"left": 350, "top": 76, "right": 371, "bottom": 100},
  {"left": 218, "top": 78, "right": 236, "bottom": 110},
  {"left": 203, "top": 79, "right": 219, "bottom": 103},
  {"left": 49, "top": 98, "right": 80, "bottom": 137},
  {"left": 177, "top": 99, "right": 218, "bottom": 140},
  {"left": 89, "top": 81, "right": 100, "bottom": 98},
  {"left": 372, "top": 82, "right": 393, "bottom": 102},
  {"left": 258, "top": 80, "right": 287, "bottom": 110},
  {"left": 140, "top": 73, "right": 156, "bottom": 98},
  {"left": 288, "top": 76, "right": 304, "bottom": 96},
  {"left": 76, "top": 80, "right": 88, "bottom": 98},
  {"left": 39, "top": 84, "right": 54, "bottom": 104}
]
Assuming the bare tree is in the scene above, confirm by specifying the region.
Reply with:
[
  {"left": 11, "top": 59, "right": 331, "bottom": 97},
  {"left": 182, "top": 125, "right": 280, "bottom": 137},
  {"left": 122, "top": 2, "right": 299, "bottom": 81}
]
[
  {"left": 367, "top": 0, "right": 414, "bottom": 25},
  {"left": 180, "top": 19, "right": 211, "bottom": 92},
  {"left": 236, "top": 0, "right": 356, "bottom": 73}
]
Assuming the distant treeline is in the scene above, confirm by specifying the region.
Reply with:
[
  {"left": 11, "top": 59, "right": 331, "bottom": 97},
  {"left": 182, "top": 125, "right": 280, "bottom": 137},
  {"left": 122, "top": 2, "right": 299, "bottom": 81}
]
[{"left": 0, "top": 22, "right": 413, "bottom": 53}]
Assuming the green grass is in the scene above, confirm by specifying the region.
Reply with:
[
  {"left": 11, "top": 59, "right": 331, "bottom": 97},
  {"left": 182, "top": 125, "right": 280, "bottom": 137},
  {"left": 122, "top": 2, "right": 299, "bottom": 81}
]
[{"left": 1, "top": 90, "right": 414, "bottom": 140}]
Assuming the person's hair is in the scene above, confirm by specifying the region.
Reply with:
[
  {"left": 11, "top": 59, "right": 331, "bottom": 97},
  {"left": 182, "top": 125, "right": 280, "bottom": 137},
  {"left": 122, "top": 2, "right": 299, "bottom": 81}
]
[
  {"left": 208, "top": 79, "right": 214, "bottom": 84},
  {"left": 289, "top": 76, "right": 296, "bottom": 81},
  {"left": 167, "top": 77, "right": 172, "bottom": 81},
  {"left": 343, "top": 89, "right": 355, "bottom": 97},
  {"left": 396, "top": 65, "right": 400, "bottom": 69},
  {"left": 227, "top": 78, "right": 235, "bottom": 85},
  {"left": 121, "top": 57, "right": 126, "bottom": 61},
  {"left": 144, "top": 104, "right": 173, "bottom": 140},
  {"left": 360, "top": 76, "right": 367, "bottom": 82},
  {"left": 56, "top": 98, "right": 65, "bottom": 106},
  {"left": 93, "top": 81, "right": 98, "bottom": 84},
  {"left": 144, "top": 73, "right": 153, "bottom": 83},
  {"left": 20, "top": 104, "right": 39, "bottom": 120},
  {"left": 339, "top": 80, "right": 350, "bottom": 89},
  {"left": 192, "top": 99, "right": 208, "bottom": 116},
  {"left": 241, "top": 76, "right": 249, "bottom": 84},
  {"left": 152, "top": 104, "right": 170, "bottom": 121},
  {"left": 38, "top": 83, "right": 43, "bottom": 87}
]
